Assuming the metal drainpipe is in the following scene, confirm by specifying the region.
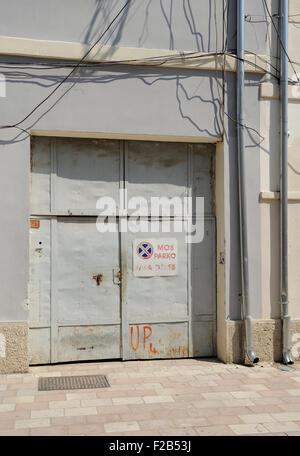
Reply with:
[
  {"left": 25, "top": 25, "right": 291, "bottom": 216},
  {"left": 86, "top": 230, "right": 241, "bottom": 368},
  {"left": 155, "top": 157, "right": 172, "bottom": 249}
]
[
  {"left": 280, "top": 0, "right": 293, "bottom": 364},
  {"left": 237, "top": 0, "right": 259, "bottom": 364}
]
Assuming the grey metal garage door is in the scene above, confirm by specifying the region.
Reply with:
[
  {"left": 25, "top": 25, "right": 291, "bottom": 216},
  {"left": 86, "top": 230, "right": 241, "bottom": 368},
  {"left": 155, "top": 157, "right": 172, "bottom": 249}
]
[{"left": 29, "top": 137, "right": 216, "bottom": 364}]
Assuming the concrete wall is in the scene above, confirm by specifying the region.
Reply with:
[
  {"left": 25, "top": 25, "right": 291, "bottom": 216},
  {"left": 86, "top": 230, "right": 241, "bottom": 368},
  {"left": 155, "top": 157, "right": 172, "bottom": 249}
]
[
  {"left": 0, "top": 0, "right": 268, "bottom": 54},
  {"left": 0, "top": 0, "right": 225, "bottom": 52}
]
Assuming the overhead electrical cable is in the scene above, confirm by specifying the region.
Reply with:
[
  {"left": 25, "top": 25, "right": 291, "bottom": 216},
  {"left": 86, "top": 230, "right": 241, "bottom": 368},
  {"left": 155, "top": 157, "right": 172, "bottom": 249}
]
[
  {"left": 262, "top": 0, "right": 300, "bottom": 82},
  {"left": 0, "top": 49, "right": 281, "bottom": 139},
  {"left": 0, "top": 0, "right": 293, "bottom": 139},
  {"left": 0, "top": 49, "right": 287, "bottom": 136}
]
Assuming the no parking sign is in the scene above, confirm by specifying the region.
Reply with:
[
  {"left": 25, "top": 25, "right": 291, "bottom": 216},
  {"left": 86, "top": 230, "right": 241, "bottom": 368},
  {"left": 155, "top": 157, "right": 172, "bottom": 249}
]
[{"left": 133, "top": 238, "right": 178, "bottom": 277}]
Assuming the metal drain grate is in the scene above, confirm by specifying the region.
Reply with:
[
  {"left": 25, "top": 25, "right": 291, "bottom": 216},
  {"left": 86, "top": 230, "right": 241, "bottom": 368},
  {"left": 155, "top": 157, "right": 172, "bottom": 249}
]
[{"left": 38, "top": 374, "right": 110, "bottom": 391}]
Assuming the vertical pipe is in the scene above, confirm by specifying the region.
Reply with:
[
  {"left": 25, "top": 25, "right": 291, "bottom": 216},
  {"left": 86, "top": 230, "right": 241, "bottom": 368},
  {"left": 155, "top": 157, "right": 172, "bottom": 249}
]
[
  {"left": 237, "top": 0, "right": 259, "bottom": 363},
  {"left": 280, "top": 0, "right": 293, "bottom": 364}
]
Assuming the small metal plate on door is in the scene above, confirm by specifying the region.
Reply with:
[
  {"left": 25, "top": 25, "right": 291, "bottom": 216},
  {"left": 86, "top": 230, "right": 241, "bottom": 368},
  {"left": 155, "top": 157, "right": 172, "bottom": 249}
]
[{"left": 38, "top": 374, "right": 110, "bottom": 391}]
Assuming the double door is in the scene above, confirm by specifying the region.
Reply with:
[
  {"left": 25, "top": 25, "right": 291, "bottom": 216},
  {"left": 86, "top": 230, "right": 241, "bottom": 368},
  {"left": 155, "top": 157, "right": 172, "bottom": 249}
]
[{"left": 29, "top": 137, "right": 215, "bottom": 364}]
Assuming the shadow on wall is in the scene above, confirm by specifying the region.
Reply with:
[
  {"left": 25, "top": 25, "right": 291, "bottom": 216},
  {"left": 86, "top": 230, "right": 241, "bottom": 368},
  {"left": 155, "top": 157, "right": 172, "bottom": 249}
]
[
  {"left": 0, "top": 66, "right": 224, "bottom": 147},
  {"left": 0, "top": 0, "right": 227, "bottom": 146},
  {"left": 81, "top": 0, "right": 225, "bottom": 52}
]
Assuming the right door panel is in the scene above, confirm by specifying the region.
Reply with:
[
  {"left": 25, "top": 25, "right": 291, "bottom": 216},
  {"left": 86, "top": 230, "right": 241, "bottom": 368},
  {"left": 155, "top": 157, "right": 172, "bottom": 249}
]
[{"left": 122, "top": 141, "right": 216, "bottom": 360}]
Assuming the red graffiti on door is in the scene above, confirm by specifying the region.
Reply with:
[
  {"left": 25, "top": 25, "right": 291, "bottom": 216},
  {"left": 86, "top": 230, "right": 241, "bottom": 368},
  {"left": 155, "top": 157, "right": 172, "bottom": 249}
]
[{"left": 130, "top": 325, "right": 157, "bottom": 354}]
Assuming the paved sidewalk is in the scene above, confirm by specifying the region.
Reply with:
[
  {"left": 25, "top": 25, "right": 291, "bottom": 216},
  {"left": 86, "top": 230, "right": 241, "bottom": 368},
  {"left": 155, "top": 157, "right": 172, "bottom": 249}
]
[{"left": 0, "top": 358, "right": 300, "bottom": 436}]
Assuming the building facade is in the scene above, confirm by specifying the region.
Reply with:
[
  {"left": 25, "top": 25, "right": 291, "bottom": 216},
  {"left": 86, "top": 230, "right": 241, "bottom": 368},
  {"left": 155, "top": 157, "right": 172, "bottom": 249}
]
[{"left": 0, "top": 0, "right": 299, "bottom": 374}]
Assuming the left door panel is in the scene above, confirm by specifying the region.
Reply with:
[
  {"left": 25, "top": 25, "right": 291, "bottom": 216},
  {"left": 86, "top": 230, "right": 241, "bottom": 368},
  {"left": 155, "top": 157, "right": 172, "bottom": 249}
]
[
  {"left": 29, "top": 137, "right": 122, "bottom": 364},
  {"left": 55, "top": 218, "right": 121, "bottom": 363}
]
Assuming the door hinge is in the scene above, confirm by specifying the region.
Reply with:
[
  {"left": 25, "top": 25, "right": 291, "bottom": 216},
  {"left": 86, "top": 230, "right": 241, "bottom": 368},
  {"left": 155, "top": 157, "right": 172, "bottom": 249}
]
[{"left": 113, "top": 268, "right": 121, "bottom": 285}]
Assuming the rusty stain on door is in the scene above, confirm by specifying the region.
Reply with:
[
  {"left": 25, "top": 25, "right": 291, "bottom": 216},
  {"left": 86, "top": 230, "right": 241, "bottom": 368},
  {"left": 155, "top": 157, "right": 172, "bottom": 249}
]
[{"left": 92, "top": 274, "right": 103, "bottom": 286}]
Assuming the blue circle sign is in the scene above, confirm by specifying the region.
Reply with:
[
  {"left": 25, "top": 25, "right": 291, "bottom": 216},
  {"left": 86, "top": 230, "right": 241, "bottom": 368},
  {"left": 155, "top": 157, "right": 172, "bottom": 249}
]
[{"left": 136, "top": 242, "right": 154, "bottom": 260}]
